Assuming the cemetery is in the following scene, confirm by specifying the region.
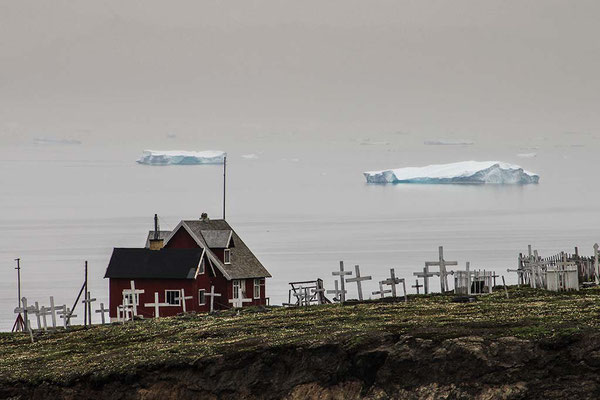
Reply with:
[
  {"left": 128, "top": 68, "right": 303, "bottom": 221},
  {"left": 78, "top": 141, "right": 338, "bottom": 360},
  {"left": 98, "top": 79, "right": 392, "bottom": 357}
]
[{"left": 5, "top": 242, "right": 600, "bottom": 399}]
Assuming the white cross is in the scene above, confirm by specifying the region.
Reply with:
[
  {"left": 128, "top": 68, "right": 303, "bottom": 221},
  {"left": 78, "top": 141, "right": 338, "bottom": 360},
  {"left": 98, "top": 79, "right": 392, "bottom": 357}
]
[
  {"left": 346, "top": 265, "right": 372, "bottom": 301},
  {"left": 594, "top": 243, "right": 599, "bottom": 284},
  {"left": 382, "top": 268, "right": 406, "bottom": 300},
  {"left": 33, "top": 302, "right": 42, "bottom": 330},
  {"left": 372, "top": 281, "right": 392, "bottom": 298},
  {"left": 14, "top": 297, "right": 36, "bottom": 331},
  {"left": 58, "top": 307, "right": 76, "bottom": 329},
  {"left": 180, "top": 289, "right": 193, "bottom": 313},
  {"left": 118, "top": 297, "right": 133, "bottom": 323},
  {"left": 95, "top": 302, "right": 110, "bottom": 324},
  {"left": 332, "top": 261, "right": 352, "bottom": 303},
  {"left": 326, "top": 280, "right": 347, "bottom": 303},
  {"left": 38, "top": 306, "right": 52, "bottom": 331},
  {"left": 228, "top": 293, "right": 252, "bottom": 308},
  {"left": 425, "top": 246, "right": 457, "bottom": 292},
  {"left": 49, "top": 296, "right": 58, "bottom": 329},
  {"left": 204, "top": 285, "right": 222, "bottom": 313},
  {"left": 293, "top": 287, "right": 309, "bottom": 306},
  {"left": 82, "top": 291, "right": 97, "bottom": 325},
  {"left": 144, "top": 293, "right": 170, "bottom": 318},
  {"left": 413, "top": 266, "right": 439, "bottom": 294},
  {"left": 123, "top": 280, "right": 145, "bottom": 317}
]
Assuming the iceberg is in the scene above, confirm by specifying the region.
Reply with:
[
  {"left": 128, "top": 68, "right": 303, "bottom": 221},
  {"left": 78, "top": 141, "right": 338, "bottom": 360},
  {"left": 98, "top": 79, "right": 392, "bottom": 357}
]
[
  {"left": 364, "top": 161, "right": 539, "bottom": 184},
  {"left": 137, "top": 150, "right": 226, "bottom": 165}
]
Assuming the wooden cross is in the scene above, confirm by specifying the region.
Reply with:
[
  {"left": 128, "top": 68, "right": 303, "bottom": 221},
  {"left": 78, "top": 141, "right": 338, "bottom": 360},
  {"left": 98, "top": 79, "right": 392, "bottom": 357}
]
[
  {"left": 38, "top": 306, "right": 51, "bottom": 331},
  {"left": 372, "top": 281, "right": 391, "bottom": 298},
  {"left": 332, "top": 261, "right": 352, "bottom": 303},
  {"left": 594, "top": 243, "right": 599, "bottom": 284},
  {"left": 382, "top": 268, "right": 407, "bottom": 301},
  {"left": 118, "top": 297, "right": 133, "bottom": 323},
  {"left": 326, "top": 280, "right": 347, "bottom": 303},
  {"left": 490, "top": 271, "right": 499, "bottom": 287},
  {"left": 32, "top": 302, "right": 42, "bottom": 330},
  {"left": 49, "top": 296, "right": 58, "bottom": 329},
  {"left": 123, "top": 280, "right": 145, "bottom": 317},
  {"left": 180, "top": 289, "right": 194, "bottom": 313},
  {"left": 425, "top": 246, "right": 457, "bottom": 292},
  {"left": 144, "top": 292, "right": 170, "bottom": 318},
  {"left": 58, "top": 307, "right": 76, "bottom": 329},
  {"left": 228, "top": 294, "right": 252, "bottom": 308},
  {"left": 293, "top": 287, "right": 309, "bottom": 306},
  {"left": 204, "top": 285, "right": 221, "bottom": 313},
  {"left": 82, "top": 291, "right": 97, "bottom": 326},
  {"left": 14, "top": 297, "right": 36, "bottom": 331},
  {"left": 346, "top": 265, "right": 372, "bottom": 301},
  {"left": 413, "top": 266, "right": 439, "bottom": 294},
  {"left": 95, "top": 303, "right": 110, "bottom": 324},
  {"left": 412, "top": 279, "right": 423, "bottom": 294}
]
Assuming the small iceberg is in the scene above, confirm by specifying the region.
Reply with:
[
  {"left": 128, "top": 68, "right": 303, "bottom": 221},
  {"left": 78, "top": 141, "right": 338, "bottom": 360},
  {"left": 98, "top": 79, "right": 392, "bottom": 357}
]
[
  {"left": 137, "top": 150, "right": 226, "bottom": 165},
  {"left": 364, "top": 161, "right": 539, "bottom": 184}
]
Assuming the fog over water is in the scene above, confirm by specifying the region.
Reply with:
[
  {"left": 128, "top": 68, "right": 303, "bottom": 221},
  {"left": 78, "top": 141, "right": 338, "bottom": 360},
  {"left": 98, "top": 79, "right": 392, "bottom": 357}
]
[{"left": 1, "top": 1, "right": 600, "bottom": 330}]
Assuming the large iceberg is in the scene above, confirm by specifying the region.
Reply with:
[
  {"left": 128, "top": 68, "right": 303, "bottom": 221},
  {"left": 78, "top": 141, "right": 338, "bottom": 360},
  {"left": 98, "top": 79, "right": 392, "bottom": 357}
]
[
  {"left": 137, "top": 150, "right": 226, "bottom": 165},
  {"left": 364, "top": 161, "right": 539, "bottom": 184}
]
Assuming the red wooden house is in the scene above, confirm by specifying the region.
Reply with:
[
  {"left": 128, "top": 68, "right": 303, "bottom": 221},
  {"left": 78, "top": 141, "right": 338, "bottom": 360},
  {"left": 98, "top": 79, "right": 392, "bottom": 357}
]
[{"left": 104, "top": 214, "right": 271, "bottom": 320}]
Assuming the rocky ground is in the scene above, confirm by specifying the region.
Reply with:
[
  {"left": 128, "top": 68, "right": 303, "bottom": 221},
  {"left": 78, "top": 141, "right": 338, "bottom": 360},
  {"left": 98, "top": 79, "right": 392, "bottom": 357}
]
[{"left": 2, "top": 287, "right": 600, "bottom": 399}]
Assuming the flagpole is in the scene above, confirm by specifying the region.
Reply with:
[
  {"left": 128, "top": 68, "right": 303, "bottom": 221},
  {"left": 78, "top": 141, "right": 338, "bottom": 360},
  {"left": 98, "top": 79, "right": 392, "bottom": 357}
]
[{"left": 223, "top": 155, "right": 227, "bottom": 220}]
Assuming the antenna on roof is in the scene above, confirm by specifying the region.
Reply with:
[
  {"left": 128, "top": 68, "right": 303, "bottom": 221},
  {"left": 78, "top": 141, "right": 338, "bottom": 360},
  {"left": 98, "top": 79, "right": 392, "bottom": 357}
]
[
  {"left": 154, "top": 214, "right": 160, "bottom": 240},
  {"left": 223, "top": 156, "right": 227, "bottom": 220}
]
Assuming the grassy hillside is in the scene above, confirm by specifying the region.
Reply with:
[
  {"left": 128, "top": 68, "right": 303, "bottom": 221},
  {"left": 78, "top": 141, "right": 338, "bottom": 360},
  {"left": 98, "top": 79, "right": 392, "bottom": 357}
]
[{"left": 1, "top": 286, "right": 599, "bottom": 385}]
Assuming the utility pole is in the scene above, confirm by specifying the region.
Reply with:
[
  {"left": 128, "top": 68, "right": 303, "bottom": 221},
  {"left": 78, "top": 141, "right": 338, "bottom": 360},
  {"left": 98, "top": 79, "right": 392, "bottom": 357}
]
[
  {"left": 223, "top": 155, "right": 227, "bottom": 220},
  {"left": 15, "top": 258, "right": 21, "bottom": 308},
  {"left": 84, "top": 261, "right": 88, "bottom": 327}
]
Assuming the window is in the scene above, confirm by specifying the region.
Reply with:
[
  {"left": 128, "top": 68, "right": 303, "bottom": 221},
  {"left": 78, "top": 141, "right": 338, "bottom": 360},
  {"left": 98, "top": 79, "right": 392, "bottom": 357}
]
[
  {"left": 233, "top": 280, "right": 241, "bottom": 299},
  {"left": 198, "top": 289, "right": 206, "bottom": 305},
  {"left": 122, "top": 293, "right": 139, "bottom": 306},
  {"left": 224, "top": 249, "right": 231, "bottom": 264},
  {"left": 254, "top": 279, "right": 261, "bottom": 299},
  {"left": 165, "top": 290, "right": 180, "bottom": 305}
]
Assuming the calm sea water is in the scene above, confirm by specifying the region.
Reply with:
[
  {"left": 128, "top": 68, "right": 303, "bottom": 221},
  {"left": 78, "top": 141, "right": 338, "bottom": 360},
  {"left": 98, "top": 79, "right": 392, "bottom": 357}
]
[{"left": 1, "top": 136, "right": 598, "bottom": 331}]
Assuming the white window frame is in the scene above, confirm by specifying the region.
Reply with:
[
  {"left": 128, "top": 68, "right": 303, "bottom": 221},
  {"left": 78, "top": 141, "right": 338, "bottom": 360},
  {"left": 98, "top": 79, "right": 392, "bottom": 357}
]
[
  {"left": 198, "top": 289, "right": 206, "bottom": 305},
  {"left": 224, "top": 249, "right": 231, "bottom": 264},
  {"left": 233, "top": 280, "right": 241, "bottom": 299},
  {"left": 165, "top": 290, "right": 181, "bottom": 306},
  {"left": 253, "top": 279, "right": 261, "bottom": 299}
]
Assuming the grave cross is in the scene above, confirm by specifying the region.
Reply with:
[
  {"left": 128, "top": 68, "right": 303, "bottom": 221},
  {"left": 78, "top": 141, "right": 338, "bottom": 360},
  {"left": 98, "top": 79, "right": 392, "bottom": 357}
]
[
  {"left": 204, "top": 285, "right": 222, "bottom": 313},
  {"left": 332, "top": 261, "right": 352, "bottom": 303},
  {"left": 33, "top": 302, "right": 42, "bottom": 331},
  {"left": 180, "top": 289, "right": 193, "bottom": 313},
  {"left": 123, "top": 280, "right": 145, "bottom": 317},
  {"left": 82, "top": 291, "right": 97, "bottom": 326},
  {"left": 382, "top": 268, "right": 407, "bottom": 301},
  {"left": 118, "top": 297, "right": 133, "bottom": 323},
  {"left": 293, "top": 287, "right": 310, "bottom": 306},
  {"left": 490, "top": 271, "right": 499, "bottom": 287},
  {"left": 372, "top": 281, "right": 392, "bottom": 298},
  {"left": 326, "top": 280, "right": 347, "bottom": 303},
  {"left": 594, "top": 243, "right": 599, "bottom": 284},
  {"left": 49, "top": 296, "right": 58, "bottom": 329},
  {"left": 39, "top": 306, "right": 51, "bottom": 331},
  {"left": 228, "top": 293, "right": 252, "bottom": 309},
  {"left": 144, "top": 293, "right": 170, "bottom": 318},
  {"left": 425, "top": 246, "right": 458, "bottom": 292},
  {"left": 13, "top": 297, "right": 34, "bottom": 331},
  {"left": 346, "top": 265, "right": 372, "bottom": 301},
  {"left": 95, "top": 303, "right": 110, "bottom": 324},
  {"left": 58, "top": 307, "right": 76, "bottom": 329},
  {"left": 412, "top": 279, "right": 423, "bottom": 295},
  {"left": 413, "top": 266, "right": 439, "bottom": 294}
]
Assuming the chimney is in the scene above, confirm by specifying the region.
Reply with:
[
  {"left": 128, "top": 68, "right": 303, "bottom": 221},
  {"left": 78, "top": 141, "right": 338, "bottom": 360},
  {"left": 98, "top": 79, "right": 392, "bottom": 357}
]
[
  {"left": 200, "top": 212, "right": 209, "bottom": 222},
  {"left": 149, "top": 213, "right": 164, "bottom": 250}
]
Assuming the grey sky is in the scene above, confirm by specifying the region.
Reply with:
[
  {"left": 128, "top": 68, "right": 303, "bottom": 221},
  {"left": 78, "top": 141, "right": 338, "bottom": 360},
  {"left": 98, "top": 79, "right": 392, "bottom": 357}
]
[{"left": 1, "top": 0, "right": 599, "bottom": 145}]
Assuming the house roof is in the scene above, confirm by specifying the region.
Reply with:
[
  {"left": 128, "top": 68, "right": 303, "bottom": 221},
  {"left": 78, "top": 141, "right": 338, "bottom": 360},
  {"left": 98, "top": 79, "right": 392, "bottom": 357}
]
[
  {"left": 144, "top": 231, "right": 172, "bottom": 248},
  {"left": 165, "top": 219, "right": 272, "bottom": 280},
  {"left": 199, "top": 230, "right": 232, "bottom": 248},
  {"left": 104, "top": 248, "right": 202, "bottom": 279}
]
